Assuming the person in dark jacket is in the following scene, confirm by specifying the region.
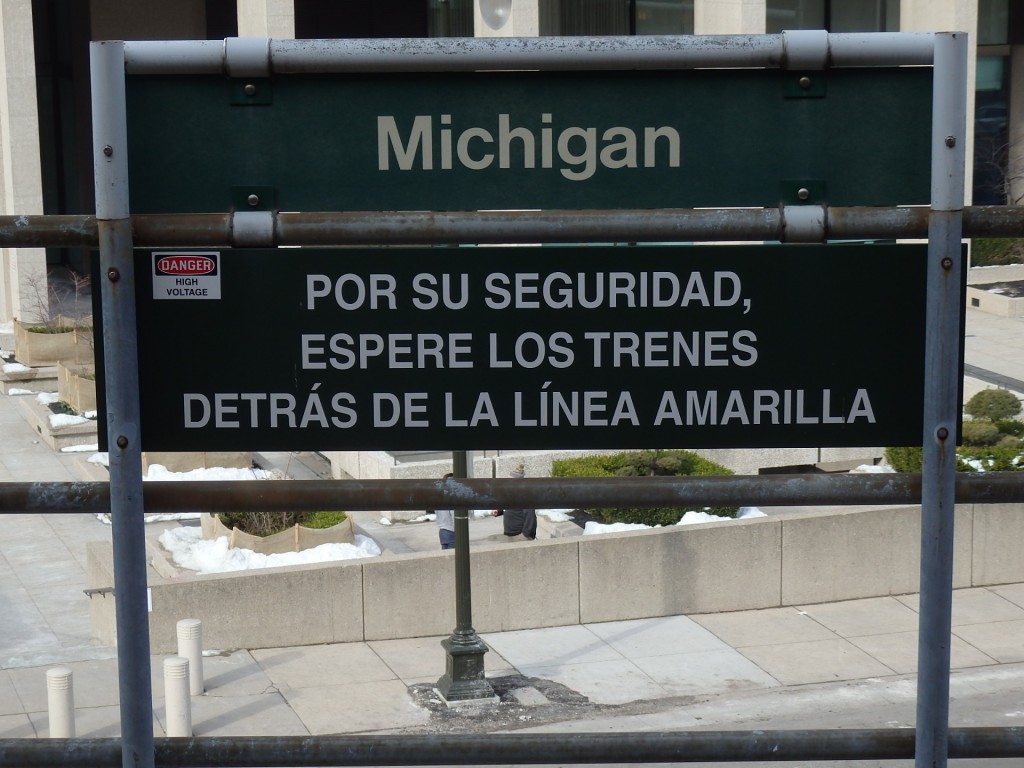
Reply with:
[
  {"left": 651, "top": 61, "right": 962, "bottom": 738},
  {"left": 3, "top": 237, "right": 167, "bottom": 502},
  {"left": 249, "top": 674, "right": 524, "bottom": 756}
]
[{"left": 491, "top": 464, "right": 536, "bottom": 540}]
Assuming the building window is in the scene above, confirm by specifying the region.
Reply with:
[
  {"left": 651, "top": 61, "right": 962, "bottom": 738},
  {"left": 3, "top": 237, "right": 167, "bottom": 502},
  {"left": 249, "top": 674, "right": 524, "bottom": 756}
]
[
  {"left": 974, "top": 55, "right": 1009, "bottom": 205},
  {"left": 540, "top": 0, "right": 694, "bottom": 36},
  {"left": 766, "top": 0, "right": 899, "bottom": 33},
  {"left": 635, "top": 0, "right": 694, "bottom": 34},
  {"left": 978, "top": 0, "right": 1009, "bottom": 45},
  {"left": 294, "top": 0, "right": 430, "bottom": 38},
  {"left": 429, "top": 0, "right": 474, "bottom": 36}
]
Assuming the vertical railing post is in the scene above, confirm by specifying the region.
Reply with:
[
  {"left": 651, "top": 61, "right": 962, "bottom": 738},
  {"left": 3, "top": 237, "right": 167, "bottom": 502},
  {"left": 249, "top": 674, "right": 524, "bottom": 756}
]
[
  {"left": 91, "top": 40, "right": 155, "bottom": 768},
  {"left": 915, "top": 30, "right": 967, "bottom": 768}
]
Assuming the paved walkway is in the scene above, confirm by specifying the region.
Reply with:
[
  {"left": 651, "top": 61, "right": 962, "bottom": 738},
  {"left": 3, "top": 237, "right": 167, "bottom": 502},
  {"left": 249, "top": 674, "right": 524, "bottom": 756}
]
[{"left": 0, "top": 310, "right": 1023, "bottom": 747}]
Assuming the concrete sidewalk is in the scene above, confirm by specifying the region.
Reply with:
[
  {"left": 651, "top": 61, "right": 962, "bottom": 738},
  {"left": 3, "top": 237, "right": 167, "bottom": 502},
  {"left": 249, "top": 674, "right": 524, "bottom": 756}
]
[
  {"left": 1, "top": 309, "right": 1024, "bottom": 742},
  {"left": 2, "top": 578, "right": 1024, "bottom": 738}
]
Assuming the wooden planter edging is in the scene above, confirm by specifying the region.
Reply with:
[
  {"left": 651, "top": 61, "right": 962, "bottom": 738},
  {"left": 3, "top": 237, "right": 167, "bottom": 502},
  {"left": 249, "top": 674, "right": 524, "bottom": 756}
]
[
  {"left": 57, "top": 362, "right": 97, "bottom": 413},
  {"left": 14, "top": 321, "right": 93, "bottom": 367},
  {"left": 199, "top": 512, "right": 356, "bottom": 556}
]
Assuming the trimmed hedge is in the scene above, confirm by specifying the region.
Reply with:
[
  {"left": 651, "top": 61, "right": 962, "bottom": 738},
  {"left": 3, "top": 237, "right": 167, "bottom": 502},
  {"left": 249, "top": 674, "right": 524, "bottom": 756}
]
[
  {"left": 884, "top": 446, "right": 924, "bottom": 473},
  {"left": 956, "top": 445, "right": 1024, "bottom": 472},
  {"left": 964, "top": 389, "right": 1022, "bottom": 421},
  {"left": 886, "top": 442, "right": 1024, "bottom": 473},
  {"left": 217, "top": 510, "right": 347, "bottom": 536},
  {"left": 887, "top": 396, "right": 1024, "bottom": 472},
  {"left": 961, "top": 420, "right": 1002, "bottom": 447},
  {"left": 970, "top": 238, "right": 1024, "bottom": 267},
  {"left": 551, "top": 449, "right": 738, "bottom": 526}
]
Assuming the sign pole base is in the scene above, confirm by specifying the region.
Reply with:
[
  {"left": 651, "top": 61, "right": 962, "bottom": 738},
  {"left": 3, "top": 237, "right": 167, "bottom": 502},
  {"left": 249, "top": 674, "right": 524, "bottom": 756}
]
[{"left": 436, "top": 633, "right": 497, "bottom": 705}]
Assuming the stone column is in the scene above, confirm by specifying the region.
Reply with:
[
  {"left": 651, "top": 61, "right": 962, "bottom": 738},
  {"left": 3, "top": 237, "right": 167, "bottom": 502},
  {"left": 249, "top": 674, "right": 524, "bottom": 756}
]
[
  {"left": 237, "top": 0, "right": 296, "bottom": 39},
  {"left": 0, "top": 0, "right": 46, "bottom": 324},
  {"left": 695, "top": 0, "right": 766, "bottom": 35}
]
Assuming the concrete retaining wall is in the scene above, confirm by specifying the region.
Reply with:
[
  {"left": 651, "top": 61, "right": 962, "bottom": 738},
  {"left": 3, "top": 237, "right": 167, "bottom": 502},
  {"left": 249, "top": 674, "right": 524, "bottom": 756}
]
[
  {"left": 88, "top": 503, "right": 1023, "bottom": 654},
  {"left": 966, "top": 263, "right": 1024, "bottom": 318},
  {"left": 966, "top": 285, "right": 1024, "bottom": 318},
  {"left": 325, "top": 447, "right": 884, "bottom": 481},
  {"left": 967, "top": 264, "right": 1024, "bottom": 285}
]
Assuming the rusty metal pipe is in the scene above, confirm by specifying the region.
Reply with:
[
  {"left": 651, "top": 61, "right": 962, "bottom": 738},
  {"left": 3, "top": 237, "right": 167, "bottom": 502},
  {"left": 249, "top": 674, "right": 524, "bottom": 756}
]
[
  {"left": 0, "top": 206, "right": 1020, "bottom": 248},
  {"left": 0, "top": 215, "right": 99, "bottom": 247},
  {"left": 2, "top": 727, "right": 1024, "bottom": 767},
  {"left": 2, "top": 474, "right": 1023, "bottom": 515}
]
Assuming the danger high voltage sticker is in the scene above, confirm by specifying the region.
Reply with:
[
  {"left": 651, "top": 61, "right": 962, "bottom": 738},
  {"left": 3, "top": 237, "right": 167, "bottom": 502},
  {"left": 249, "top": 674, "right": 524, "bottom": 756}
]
[{"left": 152, "top": 252, "right": 222, "bottom": 300}]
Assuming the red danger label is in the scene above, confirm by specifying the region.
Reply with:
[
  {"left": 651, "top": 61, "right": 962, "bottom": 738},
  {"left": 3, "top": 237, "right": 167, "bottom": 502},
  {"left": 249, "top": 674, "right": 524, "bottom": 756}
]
[{"left": 156, "top": 256, "right": 216, "bottom": 276}]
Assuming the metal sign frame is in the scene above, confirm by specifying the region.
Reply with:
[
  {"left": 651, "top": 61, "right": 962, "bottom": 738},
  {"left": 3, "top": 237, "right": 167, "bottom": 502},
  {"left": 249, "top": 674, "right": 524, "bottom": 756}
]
[{"left": 88, "top": 32, "right": 967, "bottom": 768}]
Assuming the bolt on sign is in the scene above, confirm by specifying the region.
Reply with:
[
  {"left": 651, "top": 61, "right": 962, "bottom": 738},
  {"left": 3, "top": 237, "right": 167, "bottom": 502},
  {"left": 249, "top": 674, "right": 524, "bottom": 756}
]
[
  {"left": 125, "top": 67, "right": 931, "bottom": 213},
  {"left": 116, "top": 244, "right": 946, "bottom": 452}
]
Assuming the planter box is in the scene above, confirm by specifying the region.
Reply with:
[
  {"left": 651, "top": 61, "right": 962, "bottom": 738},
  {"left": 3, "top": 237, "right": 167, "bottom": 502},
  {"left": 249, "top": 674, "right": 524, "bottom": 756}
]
[
  {"left": 14, "top": 320, "right": 93, "bottom": 367},
  {"left": 198, "top": 512, "right": 356, "bottom": 555},
  {"left": 0, "top": 363, "right": 58, "bottom": 394},
  {"left": 142, "top": 451, "right": 252, "bottom": 473},
  {"left": 57, "top": 362, "right": 97, "bottom": 413},
  {"left": 17, "top": 394, "right": 97, "bottom": 451}
]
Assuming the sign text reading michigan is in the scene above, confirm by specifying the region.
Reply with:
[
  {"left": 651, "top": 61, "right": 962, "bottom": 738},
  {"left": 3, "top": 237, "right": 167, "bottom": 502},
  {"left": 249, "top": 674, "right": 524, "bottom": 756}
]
[{"left": 378, "top": 114, "right": 681, "bottom": 181}]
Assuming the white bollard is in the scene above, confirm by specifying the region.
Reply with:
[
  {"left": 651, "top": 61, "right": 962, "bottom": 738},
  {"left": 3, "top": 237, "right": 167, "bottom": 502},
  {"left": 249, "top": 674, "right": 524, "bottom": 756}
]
[
  {"left": 163, "top": 657, "right": 192, "bottom": 737},
  {"left": 176, "top": 618, "right": 204, "bottom": 695},
  {"left": 46, "top": 667, "right": 75, "bottom": 738}
]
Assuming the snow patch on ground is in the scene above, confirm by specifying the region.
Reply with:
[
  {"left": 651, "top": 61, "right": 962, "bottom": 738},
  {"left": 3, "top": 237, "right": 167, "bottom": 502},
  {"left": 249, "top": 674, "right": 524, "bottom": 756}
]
[
  {"left": 583, "top": 506, "right": 766, "bottom": 535},
  {"left": 158, "top": 526, "right": 381, "bottom": 574}
]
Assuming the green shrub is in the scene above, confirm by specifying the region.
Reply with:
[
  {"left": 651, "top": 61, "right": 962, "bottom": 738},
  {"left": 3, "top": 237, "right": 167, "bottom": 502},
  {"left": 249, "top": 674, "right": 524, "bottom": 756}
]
[
  {"left": 552, "top": 449, "right": 737, "bottom": 525},
  {"left": 888, "top": 443, "right": 1024, "bottom": 473},
  {"left": 956, "top": 445, "right": 1024, "bottom": 472},
  {"left": 217, "top": 510, "right": 347, "bottom": 536},
  {"left": 303, "top": 510, "right": 348, "bottom": 529},
  {"left": 971, "top": 238, "right": 1024, "bottom": 267},
  {"left": 884, "top": 445, "right": 924, "bottom": 473},
  {"left": 964, "top": 389, "right": 1022, "bottom": 421},
  {"left": 961, "top": 420, "right": 1002, "bottom": 447},
  {"left": 995, "top": 419, "right": 1024, "bottom": 438},
  {"left": 27, "top": 325, "right": 77, "bottom": 334}
]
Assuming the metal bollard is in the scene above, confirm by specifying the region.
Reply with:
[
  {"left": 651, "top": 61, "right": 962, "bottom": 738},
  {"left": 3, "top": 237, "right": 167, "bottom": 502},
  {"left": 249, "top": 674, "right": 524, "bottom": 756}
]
[
  {"left": 163, "top": 657, "right": 192, "bottom": 737},
  {"left": 176, "top": 618, "right": 204, "bottom": 695},
  {"left": 45, "top": 667, "right": 74, "bottom": 738}
]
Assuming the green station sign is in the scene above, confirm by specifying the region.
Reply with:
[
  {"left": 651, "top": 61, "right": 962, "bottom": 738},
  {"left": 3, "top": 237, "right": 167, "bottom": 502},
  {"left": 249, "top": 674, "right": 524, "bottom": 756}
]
[
  {"left": 126, "top": 67, "right": 932, "bottom": 213},
  {"left": 129, "top": 244, "right": 930, "bottom": 451}
]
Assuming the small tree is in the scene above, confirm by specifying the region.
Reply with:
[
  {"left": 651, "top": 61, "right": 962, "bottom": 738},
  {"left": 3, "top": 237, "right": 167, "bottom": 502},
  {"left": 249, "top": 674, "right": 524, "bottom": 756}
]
[
  {"left": 22, "top": 268, "right": 91, "bottom": 332},
  {"left": 964, "top": 389, "right": 1022, "bottom": 422}
]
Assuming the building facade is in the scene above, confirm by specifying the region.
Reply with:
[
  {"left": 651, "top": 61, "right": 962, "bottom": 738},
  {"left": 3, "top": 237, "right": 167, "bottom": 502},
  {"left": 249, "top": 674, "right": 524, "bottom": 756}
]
[{"left": 0, "top": 0, "right": 1016, "bottom": 324}]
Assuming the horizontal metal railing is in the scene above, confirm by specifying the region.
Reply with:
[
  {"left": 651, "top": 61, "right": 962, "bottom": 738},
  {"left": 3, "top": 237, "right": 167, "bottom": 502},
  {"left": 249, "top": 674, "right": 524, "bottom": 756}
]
[
  {"left": 2, "top": 728, "right": 1023, "bottom": 767},
  {"left": 1, "top": 205, "right": 1023, "bottom": 247},
  {"left": 2, "top": 473, "right": 1023, "bottom": 515}
]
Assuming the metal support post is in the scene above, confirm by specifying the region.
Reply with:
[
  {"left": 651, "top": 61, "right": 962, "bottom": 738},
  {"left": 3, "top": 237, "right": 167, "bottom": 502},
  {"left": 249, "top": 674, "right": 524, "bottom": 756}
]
[
  {"left": 91, "top": 40, "right": 155, "bottom": 768},
  {"left": 437, "top": 450, "right": 494, "bottom": 703},
  {"left": 915, "top": 31, "right": 967, "bottom": 768}
]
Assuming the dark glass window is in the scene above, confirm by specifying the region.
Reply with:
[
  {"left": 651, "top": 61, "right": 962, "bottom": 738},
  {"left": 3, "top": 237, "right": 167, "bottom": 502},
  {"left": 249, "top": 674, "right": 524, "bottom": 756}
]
[
  {"left": 973, "top": 55, "right": 1009, "bottom": 205},
  {"left": 294, "top": 0, "right": 429, "bottom": 38},
  {"left": 540, "top": 0, "right": 693, "bottom": 36},
  {"left": 978, "top": 0, "right": 1009, "bottom": 45},
  {"left": 766, "top": 0, "right": 899, "bottom": 33},
  {"left": 635, "top": 0, "right": 694, "bottom": 34},
  {"left": 429, "top": 0, "right": 474, "bottom": 36}
]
